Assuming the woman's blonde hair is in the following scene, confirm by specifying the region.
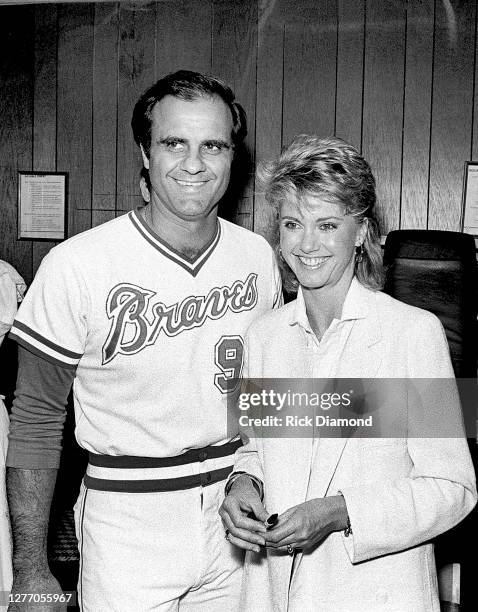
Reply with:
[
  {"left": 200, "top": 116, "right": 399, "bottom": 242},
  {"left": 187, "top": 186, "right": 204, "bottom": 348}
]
[{"left": 259, "top": 135, "right": 384, "bottom": 293}]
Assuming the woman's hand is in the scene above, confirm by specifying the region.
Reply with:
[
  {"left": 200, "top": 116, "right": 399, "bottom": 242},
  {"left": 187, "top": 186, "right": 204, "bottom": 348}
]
[
  {"left": 263, "top": 495, "right": 349, "bottom": 552},
  {"left": 219, "top": 475, "right": 269, "bottom": 553}
]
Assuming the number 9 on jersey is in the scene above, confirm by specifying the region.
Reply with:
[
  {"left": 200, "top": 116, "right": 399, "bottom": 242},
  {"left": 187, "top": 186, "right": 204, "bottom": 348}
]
[{"left": 214, "top": 335, "right": 244, "bottom": 393}]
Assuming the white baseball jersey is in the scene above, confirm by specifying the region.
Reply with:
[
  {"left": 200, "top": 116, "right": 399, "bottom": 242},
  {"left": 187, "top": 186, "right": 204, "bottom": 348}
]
[{"left": 11, "top": 211, "right": 282, "bottom": 457}]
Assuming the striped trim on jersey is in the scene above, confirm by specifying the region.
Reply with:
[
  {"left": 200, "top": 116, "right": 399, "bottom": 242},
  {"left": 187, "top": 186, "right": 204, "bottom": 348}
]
[
  {"left": 9, "top": 320, "right": 82, "bottom": 369},
  {"left": 129, "top": 210, "right": 221, "bottom": 277},
  {"left": 84, "top": 465, "right": 234, "bottom": 493},
  {"left": 84, "top": 439, "right": 242, "bottom": 493},
  {"left": 88, "top": 438, "right": 242, "bottom": 468}
]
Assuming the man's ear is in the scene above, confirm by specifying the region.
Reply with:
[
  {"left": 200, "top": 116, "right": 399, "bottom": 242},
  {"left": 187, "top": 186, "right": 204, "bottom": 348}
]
[
  {"left": 140, "top": 145, "right": 150, "bottom": 170},
  {"left": 140, "top": 177, "right": 150, "bottom": 203}
]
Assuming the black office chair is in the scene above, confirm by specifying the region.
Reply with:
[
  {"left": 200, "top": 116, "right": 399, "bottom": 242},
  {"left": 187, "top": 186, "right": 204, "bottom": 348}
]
[
  {"left": 383, "top": 229, "right": 478, "bottom": 612},
  {"left": 383, "top": 229, "right": 478, "bottom": 377}
]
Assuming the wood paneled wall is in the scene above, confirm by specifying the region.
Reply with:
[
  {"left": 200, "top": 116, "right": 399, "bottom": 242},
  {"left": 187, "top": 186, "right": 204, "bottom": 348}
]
[{"left": 1, "top": 0, "right": 477, "bottom": 284}]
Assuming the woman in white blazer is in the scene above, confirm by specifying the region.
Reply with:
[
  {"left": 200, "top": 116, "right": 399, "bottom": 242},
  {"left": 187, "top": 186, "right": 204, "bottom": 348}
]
[{"left": 220, "top": 136, "right": 477, "bottom": 612}]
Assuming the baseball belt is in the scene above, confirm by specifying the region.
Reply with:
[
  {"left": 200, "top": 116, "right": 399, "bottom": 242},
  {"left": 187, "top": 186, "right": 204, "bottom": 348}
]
[{"left": 84, "top": 438, "right": 242, "bottom": 493}]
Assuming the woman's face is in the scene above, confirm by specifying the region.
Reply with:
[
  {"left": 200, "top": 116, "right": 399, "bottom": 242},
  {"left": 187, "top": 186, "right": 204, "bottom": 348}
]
[{"left": 280, "top": 194, "right": 366, "bottom": 292}]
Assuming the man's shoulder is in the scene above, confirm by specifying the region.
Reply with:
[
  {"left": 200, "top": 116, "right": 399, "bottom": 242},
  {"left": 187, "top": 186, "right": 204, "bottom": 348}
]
[
  {"left": 47, "top": 213, "right": 131, "bottom": 260},
  {"left": 219, "top": 218, "right": 273, "bottom": 250}
]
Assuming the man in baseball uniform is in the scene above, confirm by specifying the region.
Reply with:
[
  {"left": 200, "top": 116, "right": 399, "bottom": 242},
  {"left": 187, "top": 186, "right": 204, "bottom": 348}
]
[{"left": 6, "top": 70, "right": 282, "bottom": 611}]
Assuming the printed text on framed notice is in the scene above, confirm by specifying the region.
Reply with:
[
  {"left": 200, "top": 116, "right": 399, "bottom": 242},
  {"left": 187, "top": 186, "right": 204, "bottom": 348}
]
[
  {"left": 18, "top": 171, "right": 68, "bottom": 241},
  {"left": 462, "top": 162, "right": 478, "bottom": 236}
]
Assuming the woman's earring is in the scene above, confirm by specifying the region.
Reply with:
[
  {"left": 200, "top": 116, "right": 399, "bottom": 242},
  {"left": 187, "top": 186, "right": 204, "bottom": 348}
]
[{"left": 355, "top": 244, "right": 363, "bottom": 263}]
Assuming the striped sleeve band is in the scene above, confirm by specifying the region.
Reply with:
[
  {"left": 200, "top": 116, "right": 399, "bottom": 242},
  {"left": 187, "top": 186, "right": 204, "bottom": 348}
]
[{"left": 10, "top": 320, "right": 83, "bottom": 369}]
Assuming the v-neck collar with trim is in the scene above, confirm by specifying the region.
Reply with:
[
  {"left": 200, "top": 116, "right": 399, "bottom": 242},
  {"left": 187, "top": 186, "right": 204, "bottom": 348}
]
[{"left": 129, "top": 209, "right": 222, "bottom": 277}]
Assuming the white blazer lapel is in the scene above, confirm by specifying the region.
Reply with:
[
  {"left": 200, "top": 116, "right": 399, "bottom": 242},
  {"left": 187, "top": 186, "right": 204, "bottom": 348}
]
[
  {"left": 311, "top": 437, "right": 349, "bottom": 498},
  {"left": 338, "top": 289, "right": 383, "bottom": 378},
  {"left": 313, "top": 288, "right": 384, "bottom": 496}
]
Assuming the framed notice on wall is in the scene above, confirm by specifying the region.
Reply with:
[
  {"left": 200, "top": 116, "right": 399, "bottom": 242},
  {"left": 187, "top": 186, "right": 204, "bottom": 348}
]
[
  {"left": 17, "top": 171, "right": 68, "bottom": 241},
  {"left": 461, "top": 162, "right": 478, "bottom": 236}
]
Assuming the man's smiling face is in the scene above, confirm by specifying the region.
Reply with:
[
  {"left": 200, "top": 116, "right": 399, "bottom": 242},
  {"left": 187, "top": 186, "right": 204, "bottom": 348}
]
[{"left": 142, "top": 94, "right": 234, "bottom": 223}]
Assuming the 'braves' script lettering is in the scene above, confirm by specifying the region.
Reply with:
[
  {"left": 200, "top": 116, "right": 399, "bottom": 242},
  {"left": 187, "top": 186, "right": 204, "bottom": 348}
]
[{"left": 102, "top": 273, "right": 258, "bottom": 364}]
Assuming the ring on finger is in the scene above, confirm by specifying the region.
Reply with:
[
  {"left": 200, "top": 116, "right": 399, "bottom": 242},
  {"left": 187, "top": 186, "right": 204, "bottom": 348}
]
[
  {"left": 225, "top": 529, "right": 230, "bottom": 541},
  {"left": 286, "top": 544, "right": 294, "bottom": 555}
]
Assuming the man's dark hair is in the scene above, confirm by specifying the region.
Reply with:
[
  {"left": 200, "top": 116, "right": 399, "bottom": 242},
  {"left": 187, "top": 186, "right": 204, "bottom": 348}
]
[{"left": 131, "top": 70, "right": 247, "bottom": 157}]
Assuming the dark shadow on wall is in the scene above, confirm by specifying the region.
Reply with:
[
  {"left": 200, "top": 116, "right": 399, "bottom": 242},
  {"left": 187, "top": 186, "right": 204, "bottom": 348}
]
[{"left": 218, "top": 141, "right": 253, "bottom": 223}]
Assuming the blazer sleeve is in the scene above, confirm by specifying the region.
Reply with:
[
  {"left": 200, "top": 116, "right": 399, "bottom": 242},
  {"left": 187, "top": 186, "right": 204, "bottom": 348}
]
[
  {"left": 230, "top": 325, "right": 265, "bottom": 485},
  {"left": 340, "top": 312, "right": 477, "bottom": 564}
]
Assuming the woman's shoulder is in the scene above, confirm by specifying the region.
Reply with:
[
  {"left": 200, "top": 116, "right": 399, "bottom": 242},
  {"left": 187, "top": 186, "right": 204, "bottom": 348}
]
[{"left": 372, "top": 288, "right": 443, "bottom": 332}]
